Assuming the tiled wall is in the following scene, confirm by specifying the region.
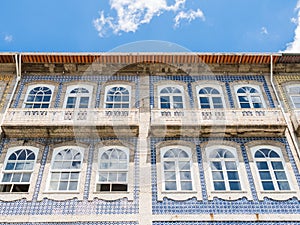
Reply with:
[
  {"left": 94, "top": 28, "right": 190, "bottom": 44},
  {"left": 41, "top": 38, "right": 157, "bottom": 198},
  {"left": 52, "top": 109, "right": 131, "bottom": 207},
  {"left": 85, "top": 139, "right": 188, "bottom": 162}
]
[{"left": 151, "top": 137, "right": 300, "bottom": 214}]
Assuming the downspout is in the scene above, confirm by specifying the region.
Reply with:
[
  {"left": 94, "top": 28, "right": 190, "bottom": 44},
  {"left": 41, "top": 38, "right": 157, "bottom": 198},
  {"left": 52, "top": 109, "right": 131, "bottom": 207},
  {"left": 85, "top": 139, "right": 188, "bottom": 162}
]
[
  {"left": 270, "top": 54, "right": 300, "bottom": 158},
  {"left": 0, "top": 53, "right": 22, "bottom": 133}
]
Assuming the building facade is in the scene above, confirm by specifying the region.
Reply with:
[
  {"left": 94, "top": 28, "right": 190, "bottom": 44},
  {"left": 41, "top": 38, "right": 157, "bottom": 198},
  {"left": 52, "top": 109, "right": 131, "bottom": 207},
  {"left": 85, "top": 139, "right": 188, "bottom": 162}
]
[{"left": 0, "top": 52, "right": 299, "bottom": 224}]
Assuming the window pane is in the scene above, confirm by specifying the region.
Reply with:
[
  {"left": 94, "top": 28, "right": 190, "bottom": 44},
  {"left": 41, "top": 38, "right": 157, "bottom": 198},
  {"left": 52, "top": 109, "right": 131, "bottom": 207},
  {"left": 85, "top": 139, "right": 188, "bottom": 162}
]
[
  {"left": 180, "top": 171, "right": 191, "bottom": 180},
  {"left": 227, "top": 171, "right": 239, "bottom": 180},
  {"left": 164, "top": 162, "right": 175, "bottom": 170},
  {"left": 229, "top": 181, "right": 241, "bottom": 190},
  {"left": 165, "top": 181, "right": 177, "bottom": 190},
  {"left": 59, "top": 181, "right": 68, "bottom": 190},
  {"left": 99, "top": 172, "right": 108, "bottom": 182},
  {"left": 213, "top": 181, "right": 225, "bottom": 190},
  {"left": 49, "top": 181, "right": 58, "bottom": 190},
  {"left": 118, "top": 172, "right": 127, "bottom": 182},
  {"left": 278, "top": 181, "right": 290, "bottom": 190},
  {"left": 274, "top": 171, "right": 287, "bottom": 180},
  {"left": 164, "top": 172, "right": 176, "bottom": 180},
  {"left": 178, "top": 161, "right": 190, "bottom": 170},
  {"left": 259, "top": 171, "right": 272, "bottom": 180},
  {"left": 108, "top": 172, "right": 118, "bottom": 182},
  {"left": 212, "top": 171, "right": 224, "bottom": 180},
  {"left": 5, "top": 163, "right": 15, "bottom": 170},
  {"left": 262, "top": 181, "right": 275, "bottom": 190},
  {"left": 15, "top": 163, "right": 25, "bottom": 170},
  {"left": 2, "top": 173, "right": 12, "bottom": 182},
  {"left": 12, "top": 173, "right": 21, "bottom": 182},
  {"left": 271, "top": 162, "right": 284, "bottom": 170},
  {"left": 256, "top": 162, "right": 268, "bottom": 170},
  {"left": 21, "top": 173, "right": 31, "bottom": 182},
  {"left": 69, "top": 181, "right": 78, "bottom": 190},
  {"left": 211, "top": 162, "right": 222, "bottom": 170},
  {"left": 225, "top": 161, "right": 237, "bottom": 170},
  {"left": 240, "top": 103, "right": 250, "bottom": 108},
  {"left": 181, "top": 181, "right": 192, "bottom": 190}
]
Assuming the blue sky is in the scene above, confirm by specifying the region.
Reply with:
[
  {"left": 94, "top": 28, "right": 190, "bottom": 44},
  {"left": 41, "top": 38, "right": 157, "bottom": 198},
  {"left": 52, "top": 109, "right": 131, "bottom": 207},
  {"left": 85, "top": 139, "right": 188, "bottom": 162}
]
[{"left": 1, "top": 0, "right": 300, "bottom": 52}]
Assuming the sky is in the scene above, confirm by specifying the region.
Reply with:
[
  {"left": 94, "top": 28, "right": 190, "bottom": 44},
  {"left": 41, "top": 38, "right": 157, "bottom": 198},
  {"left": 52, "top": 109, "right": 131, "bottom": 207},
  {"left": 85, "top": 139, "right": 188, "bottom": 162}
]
[{"left": 0, "top": 0, "right": 300, "bottom": 53}]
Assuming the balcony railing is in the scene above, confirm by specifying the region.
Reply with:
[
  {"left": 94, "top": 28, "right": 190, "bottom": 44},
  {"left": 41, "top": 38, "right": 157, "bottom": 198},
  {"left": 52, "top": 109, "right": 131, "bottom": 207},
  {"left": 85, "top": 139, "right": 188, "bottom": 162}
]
[
  {"left": 2, "top": 108, "right": 139, "bottom": 137},
  {"left": 151, "top": 108, "right": 286, "bottom": 137}
]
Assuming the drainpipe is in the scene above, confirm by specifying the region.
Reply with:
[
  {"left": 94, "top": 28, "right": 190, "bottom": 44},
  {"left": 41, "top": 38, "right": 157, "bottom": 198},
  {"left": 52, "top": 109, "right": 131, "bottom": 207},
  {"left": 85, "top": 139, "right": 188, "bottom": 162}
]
[
  {"left": 270, "top": 54, "right": 300, "bottom": 158},
  {"left": 0, "top": 53, "right": 22, "bottom": 133}
]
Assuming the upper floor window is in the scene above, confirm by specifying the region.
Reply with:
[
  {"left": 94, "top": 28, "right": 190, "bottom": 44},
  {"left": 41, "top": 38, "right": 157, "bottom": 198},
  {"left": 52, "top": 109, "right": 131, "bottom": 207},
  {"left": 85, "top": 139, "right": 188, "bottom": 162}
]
[
  {"left": 235, "top": 85, "right": 265, "bottom": 108},
  {"left": 161, "top": 147, "right": 193, "bottom": 191},
  {"left": 197, "top": 86, "right": 224, "bottom": 109},
  {"left": 253, "top": 147, "right": 290, "bottom": 191},
  {"left": 159, "top": 86, "right": 184, "bottom": 109},
  {"left": 48, "top": 147, "right": 83, "bottom": 192},
  {"left": 97, "top": 147, "right": 129, "bottom": 192},
  {"left": 105, "top": 85, "right": 131, "bottom": 108},
  {"left": 208, "top": 148, "right": 241, "bottom": 191},
  {"left": 0, "top": 148, "right": 38, "bottom": 192},
  {"left": 287, "top": 85, "right": 300, "bottom": 108},
  {"left": 64, "top": 85, "right": 92, "bottom": 108},
  {"left": 24, "top": 85, "right": 54, "bottom": 108}
]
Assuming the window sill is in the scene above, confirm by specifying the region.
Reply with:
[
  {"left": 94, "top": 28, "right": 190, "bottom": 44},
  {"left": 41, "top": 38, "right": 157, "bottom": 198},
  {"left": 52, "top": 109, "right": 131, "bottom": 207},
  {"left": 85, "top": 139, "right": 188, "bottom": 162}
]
[
  {"left": 158, "top": 191, "right": 201, "bottom": 201},
  {"left": 208, "top": 191, "right": 251, "bottom": 201},
  {"left": 38, "top": 191, "right": 82, "bottom": 201},
  {"left": 0, "top": 192, "right": 31, "bottom": 201},
  {"left": 90, "top": 191, "right": 133, "bottom": 201},
  {"left": 258, "top": 190, "right": 299, "bottom": 201}
]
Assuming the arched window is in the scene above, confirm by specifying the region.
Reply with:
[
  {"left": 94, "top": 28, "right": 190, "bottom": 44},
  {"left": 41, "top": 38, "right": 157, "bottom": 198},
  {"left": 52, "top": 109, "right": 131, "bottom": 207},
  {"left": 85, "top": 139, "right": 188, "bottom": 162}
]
[
  {"left": 97, "top": 147, "right": 129, "bottom": 192},
  {"left": 105, "top": 85, "right": 130, "bottom": 108},
  {"left": 287, "top": 85, "right": 300, "bottom": 108},
  {"left": 208, "top": 148, "right": 241, "bottom": 191},
  {"left": 159, "top": 86, "right": 184, "bottom": 109},
  {"left": 24, "top": 85, "right": 54, "bottom": 108},
  {"left": 254, "top": 148, "right": 290, "bottom": 191},
  {"left": 0, "top": 148, "right": 37, "bottom": 192},
  {"left": 64, "top": 86, "right": 92, "bottom": 108},
  {"left": 236, "top": 86, "right": 264, "bottom": 108},
  {"left": 161, "top": 147, "right": 193, "bottom": 191},
  {"left": 197, "top": 86, "right": 224, "bottom": 109},
  {"left": 48, "top": 147, "right": 83, "bottom": 191}
]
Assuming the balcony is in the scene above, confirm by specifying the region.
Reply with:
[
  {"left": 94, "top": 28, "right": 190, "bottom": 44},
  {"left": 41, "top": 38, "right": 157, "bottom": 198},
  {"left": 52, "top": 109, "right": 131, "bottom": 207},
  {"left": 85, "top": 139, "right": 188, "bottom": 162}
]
[
  {"left": 2, "top": 108, "right": 139, "bottom": 138},
  {"left": 151, "top": 108, "right": 286, "bottom": 137}
]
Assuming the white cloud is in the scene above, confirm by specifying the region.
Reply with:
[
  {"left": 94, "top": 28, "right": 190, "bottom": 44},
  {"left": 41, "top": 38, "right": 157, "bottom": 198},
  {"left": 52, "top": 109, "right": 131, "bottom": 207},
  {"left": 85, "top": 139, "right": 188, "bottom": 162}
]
[
  {"left": 174, "top": 9, "right": 205, "bottom": 28},
  {"left": 261, "top": 27, "right": 268, "bottom": 35},
  {"left": 4, "top": 34, "right": 13, "bottom": 43},
  {"left": 284, "top": 0, "right": 300, "bottom": 53},
  {"left": 93, "top": 0, "right": 205, "bottom": 37}
]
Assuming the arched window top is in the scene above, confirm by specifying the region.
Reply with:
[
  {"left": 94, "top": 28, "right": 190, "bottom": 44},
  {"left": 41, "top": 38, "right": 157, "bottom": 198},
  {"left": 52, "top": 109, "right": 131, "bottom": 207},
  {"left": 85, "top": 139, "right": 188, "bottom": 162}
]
[
  {"left": 70, "top": 87, "right": 89, "bottom": 94},
  {"left": 209, "top": 148, "right": 235, "bottom": 159},
  {"left": 100, "top": 147, "right": 128, "bottom": 161},
  {"left": 104, "top": 85, "right": 131, "bottom": 109},
  {"left": 287, "top": 85, "right": 300, "bottom": 94},
  {"left": 199, "top": 87, "right": 220, "bottom": 95},
  {"left": 24, "top": 84, "right": 54, "bottom": 109},
  {"left": 254, "top": 148, "right": 280, "bottom": 158},
  {"left": 237, "top": 86, "right": 259, "bottom": 94},
  {"left": 163, "top": 148, "right": 189, "bottom": 158},
  {"left": 52, "top": 148, "right": 83, "bottom": 170},
  {"left": 160, "top": 87, "right": 182, "bottom": 94}
]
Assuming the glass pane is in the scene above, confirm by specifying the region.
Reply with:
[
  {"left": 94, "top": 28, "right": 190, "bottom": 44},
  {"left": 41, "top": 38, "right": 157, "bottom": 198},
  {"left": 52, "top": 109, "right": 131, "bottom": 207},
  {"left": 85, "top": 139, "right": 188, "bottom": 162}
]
[
  {"left": 180, "top": 171, "right": 191, "bottom": 180},
  {"left": 211, "top": 162, "right": 222, "bottom": 170},
  {"left": 164, "top": 161, "right": 175, "bottom": 170},
  {"left": 49, "top": 181, "right": 58, "bottom": 191},
  {"left": 262, "top": 181, "right": 275, "bottom": 190},
  {"left": 21, "top": 173, "right": 31, "bottom": 182},
  {"left": 227, "top": 171, "right": 239, "bottom": 180},
  {"left": 71, "top": 161, "right": 81, "bottom": 169},
  {"left": 256, "top": 162, "right": 268, "bottom": 170},
  {"left": 178, "top": 161, "right": 190, "bottom": 170},
  {"left": 24, "top": 162, "right": 34, "bottom": 170},
  {"left": 51, "top": 173, "right": 60, "bottom": 180},
  {"left": 181, "top": 181, "right": 192, "bottom": 190},
  {"left": 225, "top": 161, "right": 237, "bottom": 170},
  {"left": 161, "top": 103, "right": 170, "bottom": 109},
  {"left": 251, "top": 96, "right": 262, "bottom": 103},
  {"left": 238, "top": 96, "right": 249, "bottom": 102},
  {"left": 61, "top": 172, "right": 70, "bottom": 180},
  {"left": 259, "top": 171, "right": 272, "bottom": 180},
  {"left": 212, "top": 171, "right": 224, "bottom": 180},
  {"left": 2, "top": 173, "right": 12, "bottom": 182},
  {"left": 118, "top": 172, "right": 127, "bottom": 182},
  {"left": 15, "top": 163, "right": 25, "bottom": 170},
  {"left": 12, "top": 173, "right": 21, "bottom": 182},
  {"left": 52, "top": 162, "right": 62, "bottom": 169},
  {"left": 174, "top": 103, "right": 183, "bottom": 109},
  {"left": 99, "top": 173, "right": 108, "bottom": 182},
  {"left": 278, "top": 181, "right": 290, "bottom": 190},
  {"left": 274, "top": 171, "right": 287, "bottom": 180},
  {"left": 100, "top": 162, "right": 109, "bottom": 169},
  {"left": 272, "top": 162, "right": 284, "bottom": 170},
  {"left": 213, "top": 181, "right": 225, "bottom": 190},
  {"left": 164, "top": 172, "right": 176, "bottom": 180},
  {"left": 69, "top": 181, "right": 78, "bottom": 190},
  {"left": 5, "top": 163, "right": 15, "bottom": 170},
  {"left": 70, "top": 172, "right": 79, "bottom": 180},
  {"left": 212, "top": 97, "right": 222, "bottom": 104},
  {"left": 240, "top": 103, "right": 250, "bottom": 108},
  {"left": 58, "top": 181, "right": 68, "bottom": 190},
  {"left": 108, "top": 172, "right": 118, "bottom": 182},
  {"left": 173, "top": 96, "right": 182, "bottom": 102},
  {"left": 229, "top": 181, "right": 241, "bottom": 190},
  {"left": 165, "top": 181, "right": 176, "bottom": 190},
  {"left": 253, "top": 103, "right": 263, "bottom": 108},
  {"left": 200, "top": 97, "right": 209, "bottom": 104}
]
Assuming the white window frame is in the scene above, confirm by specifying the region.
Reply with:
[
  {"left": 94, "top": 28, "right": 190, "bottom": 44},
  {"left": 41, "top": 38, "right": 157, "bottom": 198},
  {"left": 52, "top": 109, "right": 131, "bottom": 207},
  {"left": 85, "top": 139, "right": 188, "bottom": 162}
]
[
  {"left": 46, "top": 146, "right": 83, "bottom": 192},
  {"left": 23, "top": 84, "right": 55, "bottom": 108},
  {"left": 0, "top": 146, "right": 40, "bottom": 201},
  {"left": 104, "top": 84, "right": 131, "bottom": 109},
  {"left": 196, "top": 85, "right": 225, "bottom": 109},
  {"left": 203, "top": 145, "right": 252, "bottom": 200},
  {"left": 157, "top": 145, "right": 202, "bottom": 201},
  {"left": 89, "top": 146, "right": 134, "bottom": 201},
  {"left": 249, "top": 145, "right": 299, "bottom": 201},
  {"left": 158, "top": 85, "right": 185, "bottom": 109},
  {"left": 234, "top": 84, "right": 266, "bottom": 109},
  {"left": 286, "top": 84, "right": 300, "bottom": 109},
  {"left": 63, "top": 85, "right": 93, "bottom": 109}
]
